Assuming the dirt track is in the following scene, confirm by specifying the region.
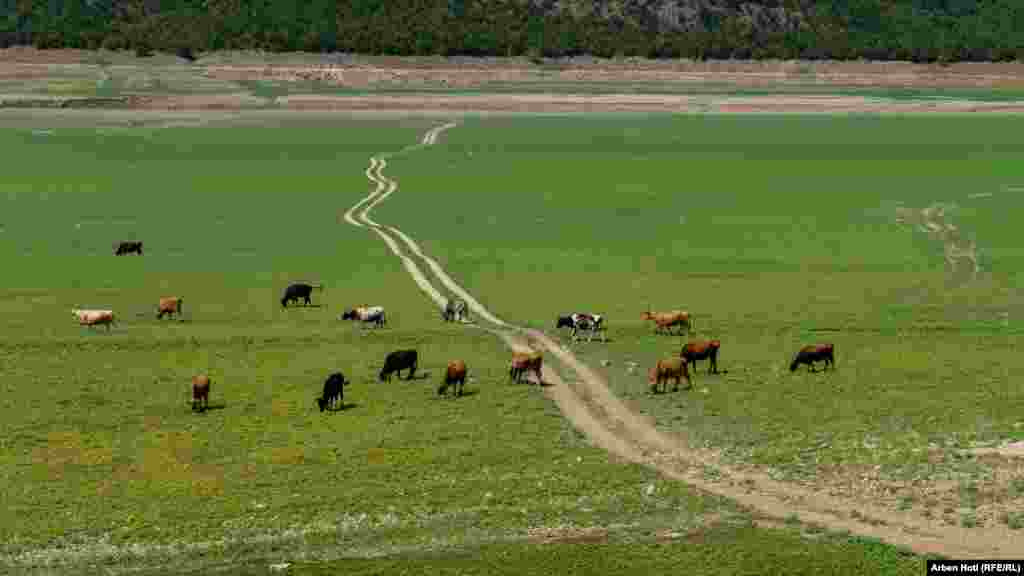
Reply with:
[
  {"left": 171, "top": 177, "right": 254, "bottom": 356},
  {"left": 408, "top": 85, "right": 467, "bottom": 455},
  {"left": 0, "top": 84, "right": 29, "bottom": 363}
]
[{"left": 345, "top": 123, "right": 1024, "bottom": 559}]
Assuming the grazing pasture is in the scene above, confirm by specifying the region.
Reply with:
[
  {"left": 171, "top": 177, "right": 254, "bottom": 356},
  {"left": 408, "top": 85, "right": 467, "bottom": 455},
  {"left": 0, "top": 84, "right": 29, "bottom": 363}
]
[
  {"left": 0, "top": 114, "right": 925, "bottom": 573},
  {"left": 383, "top": 114, "right": 1024, "bottom": 520}
]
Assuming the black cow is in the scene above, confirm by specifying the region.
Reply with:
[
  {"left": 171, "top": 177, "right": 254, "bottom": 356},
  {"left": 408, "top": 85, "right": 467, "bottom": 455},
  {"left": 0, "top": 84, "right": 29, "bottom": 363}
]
[
  {"left": 114, "top": 241, "right": 143, "bottom": 256},
  {"left": 316, "top": 372, "right": 347, "bottom": 412},
  {"left": 790, "top": 343, "right": 835, "bottom": 373},
  {"left": 379, "top": 350, "right": 418, "bottom": 382},
  {"left": 281, "top": 283, "right": 319, "bottom": 308}
]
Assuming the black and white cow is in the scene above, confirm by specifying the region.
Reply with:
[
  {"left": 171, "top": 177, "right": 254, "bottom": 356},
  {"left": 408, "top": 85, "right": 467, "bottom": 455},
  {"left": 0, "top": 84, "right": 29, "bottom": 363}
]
[
  {"left": 441, "top": 299, "right": 469, "bottom": 323},
  {"left": 555, "top": 313, "right": 606, "bottom": 342}
]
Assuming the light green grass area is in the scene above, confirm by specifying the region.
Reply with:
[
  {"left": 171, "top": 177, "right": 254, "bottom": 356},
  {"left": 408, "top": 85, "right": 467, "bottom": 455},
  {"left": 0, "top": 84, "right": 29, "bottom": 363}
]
[
  {"left": 0, "top": 115, "right": 934, "bottom": 573},
  {"left": 384, "top": 114, "right": 1024, "bottom": 486}
]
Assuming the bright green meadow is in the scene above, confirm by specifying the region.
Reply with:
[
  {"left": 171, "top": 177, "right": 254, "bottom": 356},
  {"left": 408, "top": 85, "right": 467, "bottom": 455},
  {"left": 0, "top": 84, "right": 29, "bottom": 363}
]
[
  {"left": 0, "top": 112, "right": 963, "bottom": 573},
  {"left": 385, "top": 114, "right": 1024, "bottom": 488}
]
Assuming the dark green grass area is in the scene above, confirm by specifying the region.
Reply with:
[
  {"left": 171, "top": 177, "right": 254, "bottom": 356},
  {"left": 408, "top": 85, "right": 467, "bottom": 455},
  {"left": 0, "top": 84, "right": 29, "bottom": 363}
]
[
  {"left": 384, "top": 114, "right": 1024, "bottom": 482},
  {"left": 0, "top": 115, "right": 913, "bottom": 574}
]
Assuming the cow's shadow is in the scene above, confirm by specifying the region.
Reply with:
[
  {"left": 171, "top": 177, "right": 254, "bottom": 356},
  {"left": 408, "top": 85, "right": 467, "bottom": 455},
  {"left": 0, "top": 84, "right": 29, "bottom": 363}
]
[
  {"left": 436, "top": 389, "right": 479, "bottom": 399},
  {"left": 566, "top": 337, "right": 615, "bottom": 345},
  {"left": 376, "top": 372, "right": 430, "bottom": 383},
  {"left": 322, "top": 402, "right": 357, "bottom": 412},
  {"left": 192, "top": 403, "right": 227, "bottom": 412}
]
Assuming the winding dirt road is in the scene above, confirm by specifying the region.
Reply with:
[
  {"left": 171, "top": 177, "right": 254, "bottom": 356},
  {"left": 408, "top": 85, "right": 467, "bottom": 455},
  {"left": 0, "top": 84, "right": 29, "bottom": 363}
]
[{"left": 344, "top": 123, "right": 1023, "bottom": 559}]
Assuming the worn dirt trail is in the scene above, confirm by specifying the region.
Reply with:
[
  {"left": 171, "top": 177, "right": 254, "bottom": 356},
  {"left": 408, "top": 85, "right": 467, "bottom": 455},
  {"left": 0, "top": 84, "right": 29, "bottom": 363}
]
[{"left": 344, "top": 124, "right": 1023, "bottom": 559}]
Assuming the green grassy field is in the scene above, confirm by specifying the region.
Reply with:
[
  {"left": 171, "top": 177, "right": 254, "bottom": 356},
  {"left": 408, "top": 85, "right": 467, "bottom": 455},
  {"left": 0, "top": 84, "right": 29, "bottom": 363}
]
[
  {"left": 0, "top": 115, "right": 930, "bottom": 573},
  {"left": 384, "top": 114, "right": 1024, "bottom": 507}
]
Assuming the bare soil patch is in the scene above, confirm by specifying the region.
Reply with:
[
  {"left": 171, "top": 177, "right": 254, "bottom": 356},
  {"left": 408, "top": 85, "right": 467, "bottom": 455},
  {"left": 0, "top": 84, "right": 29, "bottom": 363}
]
[
  {"left": 7, "top": 47, "right": 1024, "bottom": 88},
  {"left": 4, "top": 48, "right": 1024, "bottom": 114}
]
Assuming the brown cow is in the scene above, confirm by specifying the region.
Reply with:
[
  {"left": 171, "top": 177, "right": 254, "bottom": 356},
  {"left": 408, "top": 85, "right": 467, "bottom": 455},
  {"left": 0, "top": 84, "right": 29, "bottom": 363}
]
[
  {"left": 790, "top": 344, "right": 835, "bottom": 373},
  {"left": 509, "top": 351, "right": 543, "bottom": 385},
  {"left": 192, "top": 374, "right": 211, "bottom": 412},
  {"left": 648, "top": 357, "right": 690, "bottom": 393},
  {"left": 680, "top": 339, "right": 721, "bottom": 374},
  {"left": 439, "top": 360, "right": 468, "bottom": 397},
  {"left": 156, "top": 297, "right": 183, "bottom": 320},
  {"left": 641, "top": 310, "right": 691, "bottom": 335}
]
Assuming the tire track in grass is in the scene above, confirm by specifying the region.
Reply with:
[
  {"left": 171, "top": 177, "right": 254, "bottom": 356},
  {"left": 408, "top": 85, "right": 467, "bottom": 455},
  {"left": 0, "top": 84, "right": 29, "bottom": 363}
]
[{"left": 346, "top": 123, "right": 1022, "bottom": 559}]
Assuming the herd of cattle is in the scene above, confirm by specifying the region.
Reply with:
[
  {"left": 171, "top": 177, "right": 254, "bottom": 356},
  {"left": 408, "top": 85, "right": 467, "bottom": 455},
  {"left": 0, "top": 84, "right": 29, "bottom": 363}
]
[{"left": 83, "top": 246, "right": 837, "bottom": 413}]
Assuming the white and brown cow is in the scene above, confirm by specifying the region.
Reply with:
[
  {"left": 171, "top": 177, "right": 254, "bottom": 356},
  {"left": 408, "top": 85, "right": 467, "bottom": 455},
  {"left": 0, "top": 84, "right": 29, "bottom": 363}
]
[
  {"left": 72, "top": 309, "right": 115, "bottom": 330},
  {"left": 341, "top": 305, "right": 386, "bottom": 328}
]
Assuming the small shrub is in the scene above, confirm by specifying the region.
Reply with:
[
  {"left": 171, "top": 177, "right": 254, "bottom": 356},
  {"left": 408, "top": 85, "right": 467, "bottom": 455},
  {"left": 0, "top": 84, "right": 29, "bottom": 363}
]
[
  {"left": 960, "top": 512, "right": 977, "bottom": 528},
  {"left": 1008, "top": 512, "right": 1024, "bottom": 530},
  {"left": 1009, "top": 477, "right": 1024, "bottom": 498}
]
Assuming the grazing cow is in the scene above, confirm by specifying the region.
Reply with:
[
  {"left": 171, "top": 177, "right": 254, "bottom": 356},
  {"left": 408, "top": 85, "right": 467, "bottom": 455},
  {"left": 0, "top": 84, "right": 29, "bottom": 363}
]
[
  {"left": 648, "top": 357, "right": 690, "bottom": 393},
  {"left": 379, "top": 349, "right": 417, "bottom": 382},
  {"left": 280, "top": 283, "right": 321, "bottom": 308},
  {"left": 556, "top": 313, "right": 606, "bottom": 342},
  {"left": 114, "top": 241, "right": 143, "bottom": 256},
  {"left": 316, "top": 372, "right": 347, "bottom": 412},
  {"left": 192, "top": 374, "right": 211, "bottom": 412},
  {"left": 341, "top": 305, "right": 386, "bottom": 328},
  {"left": 438, "top": 360, "right": 468, "bottom": 397},
  {"left": 156, "top": 297, "right": 183, "bottom": 320},
  {"left": 790, "top": 344, "right": 835, "bottom": 373},
  {"left": 72, "top": 309, "right": 115, "bottom": 330},
  {"left": 641, "top": 310, "right": 691, "bottom": 335},
  {"left": 680, "top": 339, "right": 721, "bottom": 374},
  {"left": 509, "top": 351, "right": 543, "bottom": 385},
  {"left": 442, "top": 299, "right": 469, "bottom": 323}
]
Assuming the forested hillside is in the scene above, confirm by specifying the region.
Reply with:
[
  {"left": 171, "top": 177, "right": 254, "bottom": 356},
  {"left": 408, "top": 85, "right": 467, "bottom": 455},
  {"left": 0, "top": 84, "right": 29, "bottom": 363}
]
[{"left": 1, "top": 0, "right": 1022, "bottom": 62}]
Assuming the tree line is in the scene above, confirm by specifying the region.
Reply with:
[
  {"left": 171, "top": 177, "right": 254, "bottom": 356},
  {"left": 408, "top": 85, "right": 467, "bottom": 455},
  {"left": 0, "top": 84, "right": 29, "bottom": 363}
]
[{"left": 1, "top": 0, "right": 1023, "bottom": 63}]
